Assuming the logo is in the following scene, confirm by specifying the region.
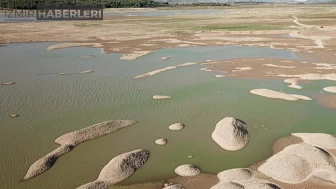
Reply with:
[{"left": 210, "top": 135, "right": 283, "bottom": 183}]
[
  {"left": 36, "top": 5, "right": 103, "bottom": 20},
  {"left": 1, "top": 0, "right": 104, "bottom": 22}
]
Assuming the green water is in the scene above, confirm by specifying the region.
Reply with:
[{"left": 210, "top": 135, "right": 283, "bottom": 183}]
[{"left": 0, "top": 43, "right": 335, "bottom": 189}]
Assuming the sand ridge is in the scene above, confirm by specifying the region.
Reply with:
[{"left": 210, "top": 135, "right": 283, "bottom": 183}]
[
  {"left": 250, "top": 89, "right": 311, "bottom": 101},
  {"left": 134, "top": 63, "right": 197, "bottom": 79},
  {"left": 23, "top": 120, "right": 137, "bottom": 180}
]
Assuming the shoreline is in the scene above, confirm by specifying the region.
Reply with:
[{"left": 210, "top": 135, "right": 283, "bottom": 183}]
[{"left": 110, "top": 134, "right": 336, "bottom": 189}]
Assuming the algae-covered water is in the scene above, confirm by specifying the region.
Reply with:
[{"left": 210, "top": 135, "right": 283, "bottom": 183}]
[{"left": 0, "top": 43, "right": 335, "bottom": 189}]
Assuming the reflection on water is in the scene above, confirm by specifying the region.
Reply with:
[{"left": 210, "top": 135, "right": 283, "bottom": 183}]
[{"left": 0, "top": 43, "right": 335, "bottom": 189}]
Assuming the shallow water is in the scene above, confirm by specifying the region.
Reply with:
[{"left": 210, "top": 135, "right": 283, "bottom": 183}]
[{"left": 0, "top": 43, "right": 335, "bottom": 189}]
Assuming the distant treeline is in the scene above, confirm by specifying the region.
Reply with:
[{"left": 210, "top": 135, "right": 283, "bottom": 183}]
[
  {"left": 0, "top": 0, "right": 167, "bottom": 9},
  {"left": 0, "top": 0, "right": 232, "bottom": 9}
]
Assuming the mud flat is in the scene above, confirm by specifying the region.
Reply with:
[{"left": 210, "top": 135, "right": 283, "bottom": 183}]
[
  {"left": 77, "top": 149, "right": 150, "bottom": 189},
  {"left": 175, "top": 164, "right": 201, "bottom": 177},
  {"left": 23, "top": 120, "right": 137, "bottom": 180},
  {"left": 211, "top": 117, "right": 249, "bottom": 151},
  {"left": 211, "top": 168, "right": 281, "bottom": 189},
  {"left": 263, "top": 64, "right": 295, "bottom": 69},
  {"left": 250, "top": 89, "right": 311, "bottom": 101},
  {"left": 232, "top": 67, "right": 253, "bottom": 72},
  {"left": 323, "top": 87, "right": 336, "bottom": 94},
  {"left": 46, "top": 43, "right": 103, "bottom": 51},
  {"left": 120, "top": 51, "right": 153, "bottom": 60}
]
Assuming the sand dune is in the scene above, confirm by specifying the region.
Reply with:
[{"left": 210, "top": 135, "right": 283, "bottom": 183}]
[
  {"left": 212, "top": 117, "right": 249, "bottom": 151},
  {"left": 250, "top": 89, "right": 311, "bottom": 101},
  {"left": 211, "top": 168, "right": 281, "bottom": 189},
  {"left": 23, "top": 120, "right": 137, "bottom": 180},
  {"left": 292, "top": 133, "right": 336, "bottom": 149},
  {"left": 258, "top": 143, "right": 336, "bottom": 184},
  {"left": 175, "top": 164, "right": 201, "bottom": 177},
  {"left": 76, "top": 149, "right": 150, "bottom": 189}
]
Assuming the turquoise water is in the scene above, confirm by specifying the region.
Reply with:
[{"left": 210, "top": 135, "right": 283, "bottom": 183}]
[{"left": 0, "top": 43, "right": 335, "bottom": 189}]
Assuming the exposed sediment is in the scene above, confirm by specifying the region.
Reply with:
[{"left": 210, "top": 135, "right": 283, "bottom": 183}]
[
  {"left": 76, "top": 149, "right": 150, "bottom": 189},
  {"left": 163, "top": 184, "right": 184, "bottom": 189},
  {"left": 258, "top": 143, "right": 336, "bottom": 184},
  {"left": 23, "top": 120, "right": 137, "bottom": 180},
  {"left": 211, "top": 117, "right": 249, "bottom": 151},
  {"left": 169, "top": 123, "right": 185, "bottom": 131},
  {"left": 175, "top": 164, "right": 201, "bottom": 177},
  {"left": 284, "top": 78, "right": 302, "bottom": 89},
  {"left": 120, "top": 51, "right": 153, "bottom": 60},
  {"left": 2, "top": 82, "right": 15, "bottom": 85},
  {"left": 250, "top": 89, "right": 311, "bottom": 101},
  {"left": 263, "top": 64, "right": 295, "bottom": 69},
  {"left": 134, "top": 63, "right": 196, "bottom": 79},
  {"left": 211, "top": 168, "right": 282, "bottom": 189},
  {"left": 323, "top": 87, "right": 336, "bottom": 94},
  {"left": 155, "top": 138, "right": 168, "bottom": 145},
  {"left": 292, "top": 133, "right": 336, "bottom": 149},
  {"left": 80, "top": 70, "right": 94, "bottom": 74},
  {"left": 278, "top": 73, "right": 336, "bottom": 81},
  {"left": 46, "top": 43, "right": 103, "bottom": 51},
  {"left": 153, "top": 95, "right": 172, "bottom": 100}
]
